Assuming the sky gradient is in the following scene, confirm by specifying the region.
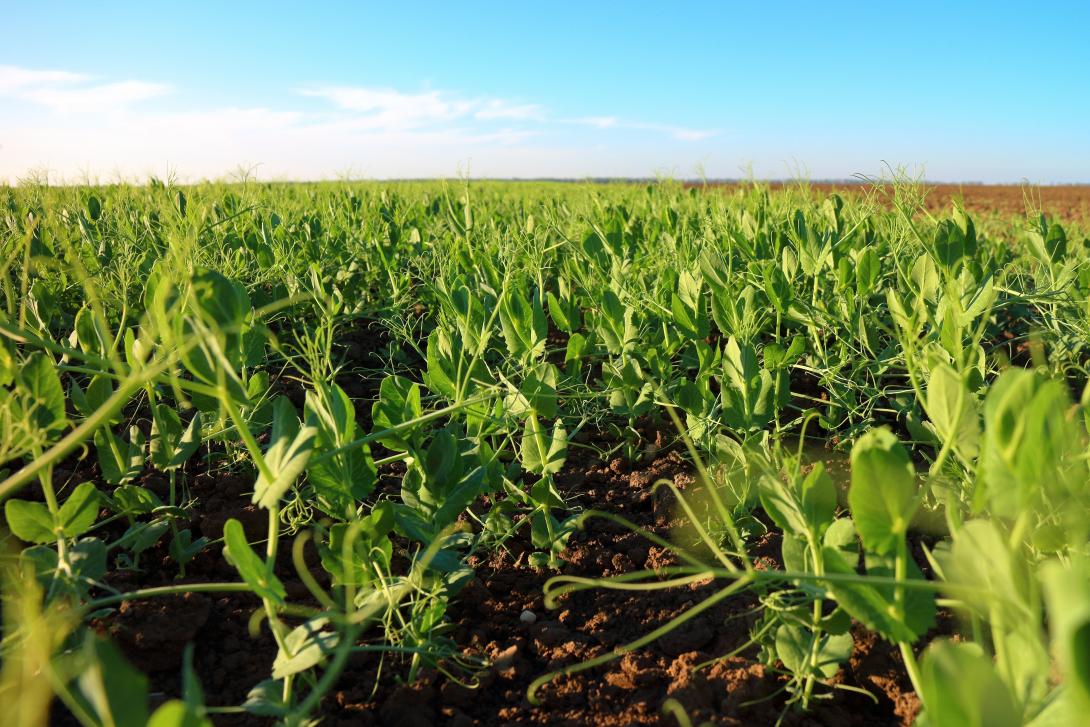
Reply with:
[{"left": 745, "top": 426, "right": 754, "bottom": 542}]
[{"left": 2, "top": 1, "right": 1088, "bottom": 183}]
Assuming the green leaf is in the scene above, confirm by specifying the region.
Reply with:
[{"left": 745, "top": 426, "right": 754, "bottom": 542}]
[
  {"left": 927, "top": 363, "right": 979, "bottom": 459},
  {"left": 423, "top": 327, "right": 488, "bottom": 400},
  {"left": 86, "top": 194, "right": 102, "bottom": 221},
  {"left": 424, "top": 329, "right": 457, "bottom": 400},
  {"left": 111, "top": 485, "right": 162, "bottom": 515},
  {"left": 856, "top": 246, "right": 880, "bottom": 295},
  {"left": 564, "top": 332, "right": 587, "bottom": 375},
  {"left": 371, "top": 375, "right": 422, "bottom": 451},
  {"left": 74, "top": 306, "right": 111, "bottom": 358},
  {"left": 670, "top": 270, "right": 708, "bottom": 339},
  {"left": 190, "top": 268, "right": 250, "bottom": 331},
  {"left": 76, "top": 635, "right": 150, "bottom": 727},
  {"left": 272, "top": 618, "right": 341, "bottom": 679},
  {"left": 148, "top": 701, "right": 212, "bottom": 727},
  {"left": 931, "top": 219, "right": 970, "bottom": 270},
  {"left": 423, "top": 428, "right": 461, "bottom": 483},
  {"left": 510, "top": 364, "right": 559, "bottom": 419},
  {"left": 763, "top": 335, "right": 805, "bottom": 371},
  {"left": 775, "top": 623, "right": 852, "bottom": 679},
  {"left": 1041, "top": 557, "right": 1090, "bottom": 713},
  {"left": 319, "top": 503, "right": 394, "bottom": 586},
  {"left": 71, "top": 375, "right": 116, "bottom": 421},
  {"left": 976, "top": 369, "right": 1080, "bottom": 518},
  {"left": 848, "top": 428, "right": 918, "bottom": 555},
  {"left": 761, "top": 261, "right": 792, "bottom": 314},
  {"left": 759, "top": 478, "right": 807, "bottom": 536},
  {"left": 18, "top": 352, "right": 66, "bottom": 433},
  {"left": 444, "top": 283, "right": 489, "bottom": 354},
  {"left": 721, "top": 336, "right": 774, "bottom": 430},
  {"left": 823, "top": 517, "right": 857, "bottom": 551},
  {"left": 169, "top": 528, "right": 208, "bottom": 568},
  {"left": 595, "top": 289, "right": 633, "bottom": 355},
  {"left": 780, "top": 532, "right": 808, "bottom": 572},
  {"left": 70, "top": 537, "right": 108, "bottom": 584},
  {"left": 95, "top": 426, "right": 146, "bottom": 486},
  {"left": 181, "top": 642, "right": 204, "bottom": 708},
  {"left": 521, "top": 417, "right": 567, "bottom": 475},
  {"left": 800, "top": 462, "right": 837, "bottom": 533},
  {"left": 124, "top": 519, "right": 171, "bottom": 556},
  {"left": 917, "top": 640, "right": 1019, "bottom": 727},
  {"left": 252, "top": 398, "right": 317, "bottom": 510},
  {"left": 937, "top": 519, "right": 1033, "bottom": 625},
  {"left": 0, "top": 337, "right": 14, "bottom": 387},
  {"left": 242, "top": 680, "right": 288, "bottom": 717},
  {"left": 823, "top": 547, "right": 935, "bottom": 643},
  {"left": 546, "top": 279, "right": 581, "bottom": 333},
  {"left": 305, "top": 384, "right": 376, "bottom": 516},
  {"left": 499, "top": 288, "right": 547, "bottom": 361},
  {"left": 5, "top": 498, "right": 55, "bottom": 543},
  {"left": 151, "top": 406, "right": 202, "bottom": 471},
  {"left": 222, "top": 518, "right": 285, "bottom": 604},
  {"left": 58, "top": 481, "right": 101, "bottom": 538}
]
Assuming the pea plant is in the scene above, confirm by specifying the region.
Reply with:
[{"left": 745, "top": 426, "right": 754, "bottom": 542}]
[{"left": 2, "top": 179, "right": 1089, "bottom": 726}]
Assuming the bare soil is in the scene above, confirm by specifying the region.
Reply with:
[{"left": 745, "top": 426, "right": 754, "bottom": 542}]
[
  {"left": 43, "top": 318, "right": 940, "bottom": 726},
  {"left": 61, "top": 439, "right": 926, "bottom": 726}
]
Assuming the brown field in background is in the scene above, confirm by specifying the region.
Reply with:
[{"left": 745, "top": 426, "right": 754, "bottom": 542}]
[{"left": 697, "top": 182, "right": 1090, "bottom": 221}]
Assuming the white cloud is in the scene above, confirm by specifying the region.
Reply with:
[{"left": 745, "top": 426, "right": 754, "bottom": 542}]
[
  {"left": 633, "top": 123, "right": 717, "bottom": 142},
  {"left": 299, "top": 86, "right": 546, "bottom": 127},
  {"left": 474, "top": 100, "right": 544, "bottom": 121},
  {"left": 565, "top": 115, "right": 716, "bottom": 141},
  {"left": 298, "top": 86, "right": 475, "bottom": 129},
  {"left": 0, "top": 65, "right": 169, "bottom": 113},
  {"left": 671, "top": 128, "right": 717, "bottom": 142},
  {"left": 299, "top": 85, "right": 714, "bottom": 140},
  {"left": 569, "top": 116, "right": 619, "bottom": 129},
  {"left": 0, "top": 66, "right": 717, "bottom": 182},
  {"left": 0, "top": 65, "right": 89, "bottom": 92},
  {"left": 21, "top": 80, "right": 169, "bottom": 113}
]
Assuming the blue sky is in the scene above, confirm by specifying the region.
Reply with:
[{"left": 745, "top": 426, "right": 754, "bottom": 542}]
[{"left": 2, "top": 1, "right": 1088, "bottom": 182}]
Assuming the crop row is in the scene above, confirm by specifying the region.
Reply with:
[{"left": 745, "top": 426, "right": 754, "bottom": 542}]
[{"left": 1, "top": 179, "right": 1088, "bottom": 725}]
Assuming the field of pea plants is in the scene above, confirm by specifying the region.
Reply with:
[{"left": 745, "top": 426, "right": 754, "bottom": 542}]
[{"left": 2, "top": 178, "right": 1090, "bottom": 726}]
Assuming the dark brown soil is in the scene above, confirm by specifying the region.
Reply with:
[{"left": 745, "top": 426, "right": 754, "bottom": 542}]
[
  {"left": 59, "top": 437, "right": 924, "bottom": 727},
  {"left": 40, "top": 316, "right": 934, "bottom": 726}
]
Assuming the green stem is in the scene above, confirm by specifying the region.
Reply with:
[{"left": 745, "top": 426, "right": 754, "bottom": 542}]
[
  {"left": 527, "top": 574, "right": 754, "bottom": 705},
  {"left": 220, "top": 390, "right": 277, "bottom": 485},
  {"left": 800, "top": 531, "right": 828, "bottom": 706},
  {"left": 0, "top": 371, "right": 154, "bottom": 502},
  {"left": 893, "top": 535, "right": 925, "bottom": 698},
  {"left": 311, "top": 393, "right": 493, "bottom": 466},
  {"left": 899, "top": 642, "right": 925, "bottom": 699},
  {"left": 31, "top": 444, "right": 70, "bottom": 587},
  {"left": 285, "top": 623, "right": 362, "bottom": 724}
]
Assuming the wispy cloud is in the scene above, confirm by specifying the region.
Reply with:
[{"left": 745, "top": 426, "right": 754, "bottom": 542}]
[
  {"left": 21, "top": 80, "right": 170, "bottom": 113},
  {"left": 298, "top": 86, "right": 474, "bottom": 129},
  {"left": 298, "top": 86, "right": 548, "bottom": 127},
  {"left": 564, "top": 115, "right": 715, "bottom": 141},
  {"left": 0, "top": 66, "right": 717, "bottom": 181},
  {"left": 474, "top": 100, "right": 545, "bottom": 121},
  {"left": 633, "top": 122, "right": 717, "bottom": 142},
  {"left": 568, "top": 115, "right": 619, "bottom": 129},
  {"left": 0, "top": 64, "right": 168, "bottom": 113},
  {"left": 299, "top": 84, "right": 715, "bottom": 140},
  {"left": 0, "top": 66, "right": 89, "bottom": 91}
]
